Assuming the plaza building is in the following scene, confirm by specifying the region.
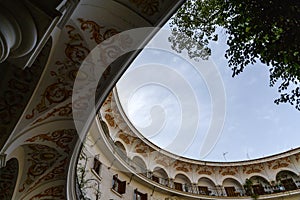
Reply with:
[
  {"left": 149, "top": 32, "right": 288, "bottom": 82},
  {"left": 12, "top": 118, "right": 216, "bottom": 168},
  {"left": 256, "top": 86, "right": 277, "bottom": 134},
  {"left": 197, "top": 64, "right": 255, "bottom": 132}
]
[
  {"left": 77, "top": 89, "right": 300, "bottom": 200},
  {"left": 0, "top": 1, "right": 299, "bottom": 200}
]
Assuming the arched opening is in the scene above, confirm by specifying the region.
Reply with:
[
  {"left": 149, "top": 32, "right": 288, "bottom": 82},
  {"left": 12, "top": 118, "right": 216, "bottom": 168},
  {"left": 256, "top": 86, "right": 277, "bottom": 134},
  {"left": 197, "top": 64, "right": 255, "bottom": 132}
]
[
  {"left": 197, "top": 177, "right": 216, "bottom": 196},
  {"left": 114, "top": 141, "right": 127, "bottom": 157},
  {"left": 249, "top": 176, "right": 272, "bottom": 195},
  {"left": 276, "top": 170, "right": 300, "bottom": 191},
  {"left": 132, "top": 156, "right": 147, "bottom": 174},
  {"left": 0, "top": 158, "right": 19, "bottom": 200},
  {"left": 152, "top": 167, "right": 169, "bottom": 186},
  {"left": 222, "top": 178, "right": 243, "bottom": 197},
  {"left": 174, "top": 174, "right": 192, "bottom": 192},
  {"left": 99, "top": 119, "right": 110, "bottom": 136}
]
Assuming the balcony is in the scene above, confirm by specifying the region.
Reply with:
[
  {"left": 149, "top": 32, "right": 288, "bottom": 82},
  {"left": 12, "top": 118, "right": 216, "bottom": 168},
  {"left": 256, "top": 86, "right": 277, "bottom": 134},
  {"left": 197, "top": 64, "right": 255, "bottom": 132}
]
[{"left": 93, "top": 116, "right": 300, "bottom": 199}]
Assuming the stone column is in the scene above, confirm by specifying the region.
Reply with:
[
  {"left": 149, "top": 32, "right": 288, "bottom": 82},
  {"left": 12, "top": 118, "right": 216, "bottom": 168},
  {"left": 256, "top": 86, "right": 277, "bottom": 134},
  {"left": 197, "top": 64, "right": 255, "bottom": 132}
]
[{"left": 0, "top": 0, "right": 37, "bottom": 63}]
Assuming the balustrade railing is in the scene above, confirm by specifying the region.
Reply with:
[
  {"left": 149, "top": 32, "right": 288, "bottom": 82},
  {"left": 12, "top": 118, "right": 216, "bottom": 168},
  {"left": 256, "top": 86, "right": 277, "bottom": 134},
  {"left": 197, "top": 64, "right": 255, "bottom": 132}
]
[
  {"left": 100, "top": 118, "right": 300, "bottom": 198},
  {"left": 104, "top": 133, "right": 247, "bottom": 198}
]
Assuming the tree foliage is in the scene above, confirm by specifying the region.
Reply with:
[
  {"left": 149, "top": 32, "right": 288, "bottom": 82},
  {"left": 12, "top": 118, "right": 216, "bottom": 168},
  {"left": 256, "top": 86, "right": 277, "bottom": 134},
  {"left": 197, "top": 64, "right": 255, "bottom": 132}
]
[{"left": 170, "top": 0, "right": 300, "bottom": 110}]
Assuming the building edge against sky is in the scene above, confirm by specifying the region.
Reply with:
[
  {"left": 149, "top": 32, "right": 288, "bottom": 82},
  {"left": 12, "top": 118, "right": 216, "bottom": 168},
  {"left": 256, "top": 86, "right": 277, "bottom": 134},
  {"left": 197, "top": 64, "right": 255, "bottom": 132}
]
[
  {"left": 115, "top": 25, "right": 300, "bottom": 162},
  {"left": 0, "top": 0, "right": 299, "bottom": 200},
  {"left": 77, "top": 90, "right": 300, "bottom": 200}
]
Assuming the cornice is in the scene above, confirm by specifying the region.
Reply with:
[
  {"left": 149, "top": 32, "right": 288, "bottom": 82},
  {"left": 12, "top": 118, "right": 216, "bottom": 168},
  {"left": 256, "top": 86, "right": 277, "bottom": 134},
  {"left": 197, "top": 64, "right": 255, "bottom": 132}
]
[{"left": 106, "top": 88, "right": 300, "bottom": 168}]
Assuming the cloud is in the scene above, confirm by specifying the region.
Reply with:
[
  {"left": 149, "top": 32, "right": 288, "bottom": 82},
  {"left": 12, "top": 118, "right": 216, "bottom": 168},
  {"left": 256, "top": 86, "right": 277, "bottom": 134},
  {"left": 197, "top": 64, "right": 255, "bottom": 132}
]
[{"left": 116, "top": 25, "right": 300, "bottom": 162}]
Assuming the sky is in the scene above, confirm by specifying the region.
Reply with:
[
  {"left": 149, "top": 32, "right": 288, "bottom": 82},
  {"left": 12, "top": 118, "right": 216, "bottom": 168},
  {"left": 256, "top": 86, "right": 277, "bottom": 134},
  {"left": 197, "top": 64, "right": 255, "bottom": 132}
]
[{"left": 116, "top": 25, "right": 300, "bottom": 162}]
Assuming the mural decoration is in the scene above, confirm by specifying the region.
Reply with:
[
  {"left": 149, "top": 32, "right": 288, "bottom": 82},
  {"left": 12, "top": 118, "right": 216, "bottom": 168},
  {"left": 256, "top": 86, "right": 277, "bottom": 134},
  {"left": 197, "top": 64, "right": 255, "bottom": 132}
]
[
  {"left": 64, "top": 23, "right": 89, "bottom": 64},
  {"left": 0, "top": 158, "right": 19, "bottom": 200},
  {"left": 129, "top": 0, "right": 160, "bottom": 16},
  {"left": 26, "top": 158, "right": 69, "bottom": 193},
  {"left": 197, "top": 166, "right": 213, "bottom": 175},
  {"left": 173, "top": 161, "right": 192, "bottom": 173},
  {"left": 25, "top": 68, "right": 74, "bottom": 120},
  {"left": 135, "top": 141, "right": 155, "bottom": 154},
  {"left": 267, "top": 157, "right": 291, "bottom": 170},
  {"left": 32, "top": 103, "right": 72, "bottom": 125},
  {"left": 21, "top": 129, "right": 77, "bottom": 194},
  {"left": 104, "top": 113, "right": 117, "bottom": 128},
  {"left": 119, "top": 132, "right": 137, "bottom": 145},
  {"left": 29, "top": 185, "right": 65, "bottom": 200},
  {"left": 78, "top": 18, "right": 119, "bottom": 44},
  {"left": 77, "top": 17, "right": 125, "bottom": 93},
  {"left": 219, "top": 166, "right": 239, "bottom": 176},
  {"left": 102, "top": 94, "right": 135, "bottom": 136},
  {"left": 154, "top": 154, "right": 173, "bottom": 167},
  {"left": 19, "top": 144, "right": 62, "bottom": 193},
  {"left": 25, "top": 20, "right": 91, "bottom": 122},
  {"left": 71, "top": 18, "right": 130, "bottom": 120},
  {"left": 24, "top": 18, "right": 120, "bottom": 123},
  {"left": 0, "top": 39, "right": 52, "bottom": 148},
  {"left": 102, "top": 92, "right": 113, "bottom": 107},
  {"left": 26, "top": 129, "right": 77, "bottom": 153},
  {"left": 65, "top": 43, "right": 90, "bottom": 64},
  {"left": 243, "top": 164, "right": 264, "bottom": 174}
]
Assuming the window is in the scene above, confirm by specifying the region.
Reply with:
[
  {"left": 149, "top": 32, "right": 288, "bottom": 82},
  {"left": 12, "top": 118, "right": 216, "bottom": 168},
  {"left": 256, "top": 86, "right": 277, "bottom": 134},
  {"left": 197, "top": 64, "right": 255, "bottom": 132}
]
[
  {"left": 183, "top": 183, "right": 190, "bottom": 192},
  {"left": 252, "top": 184, "right": 265, "bottom": 195},
  {"left": 112, "top": 174, "right": 126, "bottom": 194},
  {"left": 93, "top": 157, "right": 102, "bottom": 176},
  {"left": 174, "top": 182, "right": 183, "bottom": 191},
  {"left": 152, "top": 175, "right": 159, "bottom": 183},
  {"left": 224, "top": 186, "right": 239, "bottom": 197},
  {"left": 198, "top": 186, "right": 209, "bottom": 195},
  {"left": 281, "top": 178, "right": 297, "bottom": 191},
  {"left": 134, "top": 189, "right": 147, "bottom": 200}
]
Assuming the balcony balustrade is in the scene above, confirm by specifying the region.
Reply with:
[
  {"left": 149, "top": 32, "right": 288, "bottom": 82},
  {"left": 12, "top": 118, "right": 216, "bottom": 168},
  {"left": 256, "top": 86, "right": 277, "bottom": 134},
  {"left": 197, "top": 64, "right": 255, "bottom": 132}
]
[{"left": 94, "top": 117, "right": 300, "bottom": 199}]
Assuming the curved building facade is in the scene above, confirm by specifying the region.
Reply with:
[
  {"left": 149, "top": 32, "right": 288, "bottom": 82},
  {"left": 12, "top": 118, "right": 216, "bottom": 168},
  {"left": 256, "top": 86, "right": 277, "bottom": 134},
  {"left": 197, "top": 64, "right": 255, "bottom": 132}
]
[
  {"left": 0, "top": 1, "right": 299, "bottom": 200},
  {"left": 76, "top": 90, "right": 300, "bottom": 200}
]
